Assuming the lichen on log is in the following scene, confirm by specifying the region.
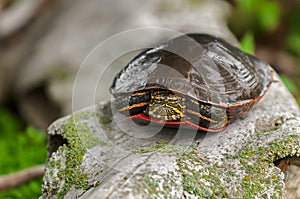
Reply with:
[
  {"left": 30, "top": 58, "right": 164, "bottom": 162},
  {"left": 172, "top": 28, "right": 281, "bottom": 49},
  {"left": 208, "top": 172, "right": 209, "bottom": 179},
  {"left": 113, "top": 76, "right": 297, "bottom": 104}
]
[{"left": 41, "top": 72, "right": 300, "bottom": 199}]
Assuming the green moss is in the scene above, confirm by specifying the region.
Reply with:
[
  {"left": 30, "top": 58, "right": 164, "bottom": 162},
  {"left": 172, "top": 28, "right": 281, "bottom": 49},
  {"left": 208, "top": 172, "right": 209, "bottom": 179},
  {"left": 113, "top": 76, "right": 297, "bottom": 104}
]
[
  {"left": 45, "top": 115, "right": 298, "bottom": 199},
  {"left": 133, "top": 140, "right": 187, "bottom": 155},
  {"left": 73, "top": 111, "right": 99, "bottom": 121},
  {"left": 136, "top": 142, "right": 229, "bottom": 198},
  {"left": 143, "top": 172, "right": 182, "bottom": 198},
  {"left": 180, "top": 159, "right": 229, "bottom": 198},
  {"left": 266, "top": 136, "right": 300, "bottom": 162},
  {"left": 234, "top": 148, "right": 273, "bottom": 198},
  {"left": 46, "top": 113, "right": 101, "bottom": 198},
  {"left": 100, "top": 115, "right": 112, "bottom": 124},
  {"left": 136, "top": 132, "right": 300, "bottom": 198},
  {"left": 99, "top": 115, "right": 112, "bottom": 130},
  {"left": 232, "top": 134, "right": 300, "bottom": 198},
  {"left": 144, "top": 176, "right": 159, "bottom": 194}
]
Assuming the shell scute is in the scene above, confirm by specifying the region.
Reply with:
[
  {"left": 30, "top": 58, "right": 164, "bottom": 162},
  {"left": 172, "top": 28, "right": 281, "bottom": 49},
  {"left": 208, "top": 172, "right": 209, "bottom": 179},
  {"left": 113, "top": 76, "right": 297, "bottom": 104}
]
[{"left": 110, "top": 33, "right": 272, "bottom": 131}]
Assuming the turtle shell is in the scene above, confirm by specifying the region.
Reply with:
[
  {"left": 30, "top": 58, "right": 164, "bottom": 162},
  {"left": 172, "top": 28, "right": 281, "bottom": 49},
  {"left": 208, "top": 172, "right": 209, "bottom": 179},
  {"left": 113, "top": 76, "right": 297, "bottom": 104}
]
[
  {"left": 110, "top": 33, "right": 272, "bottom": 107},
  {"left": 110, "top": 33, "right": 272, "bottom": 132}
]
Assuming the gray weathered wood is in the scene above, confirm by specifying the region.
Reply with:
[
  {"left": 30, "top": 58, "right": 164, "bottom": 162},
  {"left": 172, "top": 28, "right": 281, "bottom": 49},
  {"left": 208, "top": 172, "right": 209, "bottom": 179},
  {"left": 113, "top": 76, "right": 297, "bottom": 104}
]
[{"left": 41, "top": 72, "right": 300, "bottom": 198}]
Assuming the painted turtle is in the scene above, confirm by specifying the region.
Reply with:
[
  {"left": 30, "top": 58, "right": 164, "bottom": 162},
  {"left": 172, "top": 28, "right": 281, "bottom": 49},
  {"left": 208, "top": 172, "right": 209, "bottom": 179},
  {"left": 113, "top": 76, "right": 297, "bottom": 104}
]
[{"left": 110, "top": 33, "right": 272, "bottom": 132}]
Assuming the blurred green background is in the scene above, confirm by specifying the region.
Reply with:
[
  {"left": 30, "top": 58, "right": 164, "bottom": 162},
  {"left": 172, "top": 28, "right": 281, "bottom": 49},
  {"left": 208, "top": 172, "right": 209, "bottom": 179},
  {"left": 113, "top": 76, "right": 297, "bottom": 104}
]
[
  {"left": 0, "top": 108, "right": 46, "bottom": 198},
  {"left": 0, "top": 0, "right": 300, "bottom": 198},
  {"left": 229, "top": 0, "right": 300, "bottom": 105}
]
